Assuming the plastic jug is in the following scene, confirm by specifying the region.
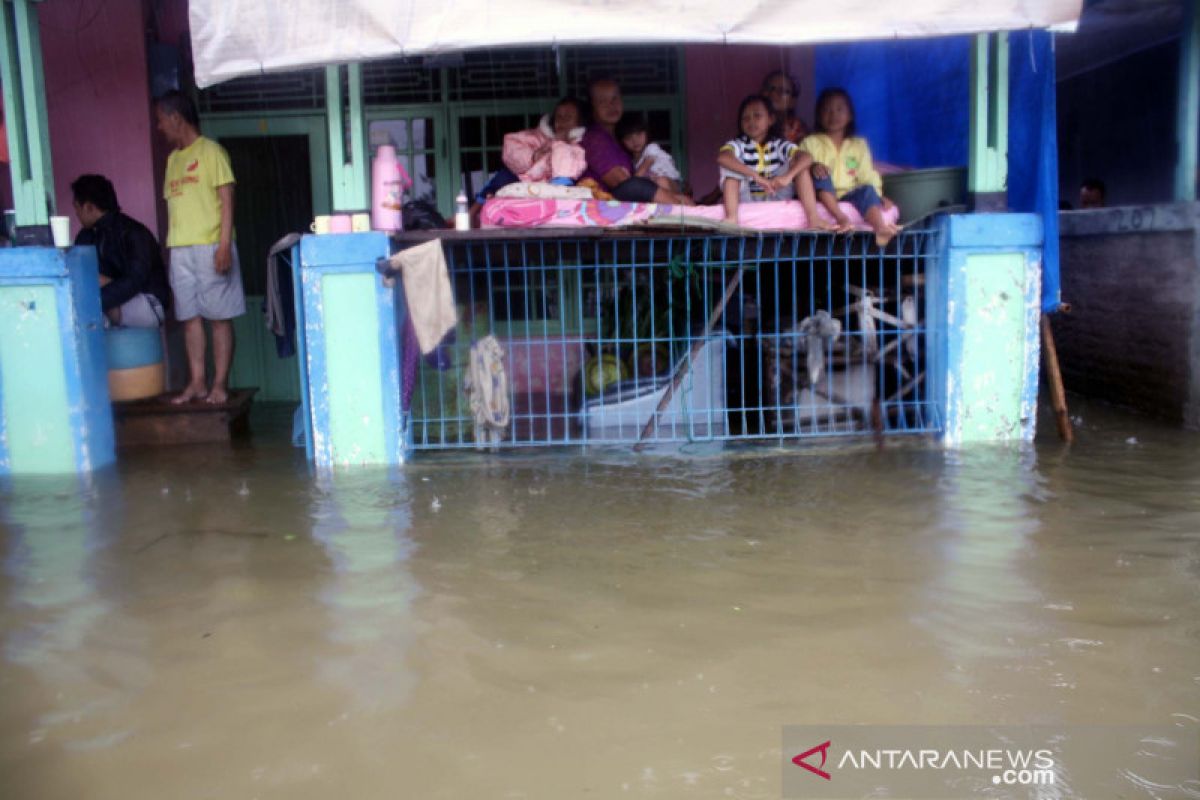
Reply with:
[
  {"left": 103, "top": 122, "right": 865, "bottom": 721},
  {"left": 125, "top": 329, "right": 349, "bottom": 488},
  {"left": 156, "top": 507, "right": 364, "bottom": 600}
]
[{"left": 371, "top": 145, "right": 412, "bottom": 231}]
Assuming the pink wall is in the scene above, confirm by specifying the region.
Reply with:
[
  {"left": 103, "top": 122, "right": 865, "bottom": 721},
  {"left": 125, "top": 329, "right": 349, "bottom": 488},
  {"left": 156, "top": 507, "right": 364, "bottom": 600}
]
[
  {"left": 39, "top": 0, "right": 158, "bottom": 238},
  {"left": 684, "top": 44, "right": 814, "bottom": 197}
]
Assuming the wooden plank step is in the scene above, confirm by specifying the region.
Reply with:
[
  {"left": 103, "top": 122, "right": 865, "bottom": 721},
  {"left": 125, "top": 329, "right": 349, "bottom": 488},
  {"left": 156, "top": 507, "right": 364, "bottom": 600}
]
[{"left": 113, "top": 388, "right": 258, "bottom": 446}]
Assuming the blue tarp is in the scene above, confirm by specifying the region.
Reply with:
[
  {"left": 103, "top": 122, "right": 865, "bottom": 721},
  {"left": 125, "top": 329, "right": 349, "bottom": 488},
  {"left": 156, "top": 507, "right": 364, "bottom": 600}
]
[
  {"left": 1009, "top": 30, "right": 1061, "bottom": 312},
  {"left": 815, "top": 33, "right": 1061, "bottom": 311}
]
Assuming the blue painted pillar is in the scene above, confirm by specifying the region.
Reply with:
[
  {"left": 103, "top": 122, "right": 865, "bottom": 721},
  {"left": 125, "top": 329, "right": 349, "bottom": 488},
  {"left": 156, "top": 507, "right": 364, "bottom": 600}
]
[
  {"left": 1176, "top": 0, "right": 1199, "bottom": 202},
  {"left": 0, "top": 247, "right": 114, "bottom": 474},
  {"left": 933, "top": 214, "right": 1043, "bottom": 445},
  {"left": 294, "top": 232, "right": 406, "bottom": 468}
]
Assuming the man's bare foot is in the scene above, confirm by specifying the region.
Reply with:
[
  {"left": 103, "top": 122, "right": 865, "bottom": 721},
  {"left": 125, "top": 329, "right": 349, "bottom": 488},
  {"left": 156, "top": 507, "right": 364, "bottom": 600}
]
[
  {"left": 171, "top": 385, "right": 208, "bottom": 404},
  {"left": 875, "top": 224, "right": 899, "bottom": 248},
  {"left": 206, "top": 386, "right": 229, "bottom": 405}
]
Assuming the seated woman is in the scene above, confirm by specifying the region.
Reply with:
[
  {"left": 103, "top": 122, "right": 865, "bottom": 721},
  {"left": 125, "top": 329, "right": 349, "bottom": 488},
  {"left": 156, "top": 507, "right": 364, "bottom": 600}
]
[
  {"left": 501, "top": 97, "right": 587, "bottom": 184},
  {"left": 761, "top": 69, "right": 809, "bottom": 144},
  {"left": 581, "top": 78, "right": 693, "bottom": 205}
]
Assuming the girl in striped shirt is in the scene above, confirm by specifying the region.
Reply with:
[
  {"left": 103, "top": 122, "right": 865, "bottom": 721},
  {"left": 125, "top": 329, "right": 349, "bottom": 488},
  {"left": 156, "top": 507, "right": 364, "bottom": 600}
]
[{"left": 717, "top": 95, "right": 810, "bottom": 226}]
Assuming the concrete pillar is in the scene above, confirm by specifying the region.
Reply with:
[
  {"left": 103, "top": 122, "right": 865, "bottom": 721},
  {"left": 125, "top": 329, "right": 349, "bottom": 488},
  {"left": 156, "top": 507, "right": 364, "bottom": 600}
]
[
  {"left": 296, "top": 232, "right": 405, "bottom": 468},
  {"left": 968, "top": 33, "right": 1009, "bottom": 212},
  {"left": 934, "top": 214, "right": 1043, "bottom": 445},
  {"left": 0, "top": 246, "right": 114, "bottom": 474},
  {"left": 326, "top": 64, "right": 369, "bottom": 212}
]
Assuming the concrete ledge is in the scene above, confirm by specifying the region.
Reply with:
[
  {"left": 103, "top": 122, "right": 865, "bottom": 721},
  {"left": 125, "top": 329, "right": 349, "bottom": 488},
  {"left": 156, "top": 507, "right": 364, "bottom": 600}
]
[
  {"left": 946, "top": 213, "right": 1043, "bottom": 249},
  {"left": 1059, "top": 202, "right": 1200, "bottom": 236},
  {"left": 300, "top": 231, "right": 390, "bottom": 265}
]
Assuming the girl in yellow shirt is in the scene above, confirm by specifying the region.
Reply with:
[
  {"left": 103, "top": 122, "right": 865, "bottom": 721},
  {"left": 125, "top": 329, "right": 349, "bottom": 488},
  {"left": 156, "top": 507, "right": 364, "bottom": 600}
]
[{"left": 797, "top": 88, "right": 899, "bottom": 247}]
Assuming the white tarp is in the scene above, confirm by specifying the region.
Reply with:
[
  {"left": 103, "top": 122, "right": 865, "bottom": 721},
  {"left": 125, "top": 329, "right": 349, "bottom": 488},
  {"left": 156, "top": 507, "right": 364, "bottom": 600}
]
[{"left": 190, "top": 0, "right": 1082, "bottom": 88}]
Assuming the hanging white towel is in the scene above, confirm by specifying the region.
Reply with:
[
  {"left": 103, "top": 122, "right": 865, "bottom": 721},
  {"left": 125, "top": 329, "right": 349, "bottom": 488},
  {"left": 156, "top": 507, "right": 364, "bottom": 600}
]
[
  {"left": 463, "top": 335, "right": 510, "bottom": 450},
  {"left": 388, "top": 239, "right": 458, "bottom": 354}
]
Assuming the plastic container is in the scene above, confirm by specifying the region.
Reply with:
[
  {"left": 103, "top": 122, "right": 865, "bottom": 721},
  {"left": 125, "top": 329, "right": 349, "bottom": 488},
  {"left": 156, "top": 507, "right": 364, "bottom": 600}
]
[
  {"left": 105, "top": 327, "right": 165, "bottom": 401},
  {"left": 882, "top": 166, "right": 967, "bottom": 225},
  {"left": 454, "top": 191, "right": 470, "bottom": 231},
  {"left": 371, "top": 145, "right": 412, "bottom": 232}
]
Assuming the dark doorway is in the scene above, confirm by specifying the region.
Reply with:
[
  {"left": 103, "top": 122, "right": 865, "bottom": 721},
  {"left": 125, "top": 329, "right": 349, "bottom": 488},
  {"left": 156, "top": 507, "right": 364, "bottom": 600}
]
[{"left": 221, "top": 135, "right": 313, "bottom": 296}]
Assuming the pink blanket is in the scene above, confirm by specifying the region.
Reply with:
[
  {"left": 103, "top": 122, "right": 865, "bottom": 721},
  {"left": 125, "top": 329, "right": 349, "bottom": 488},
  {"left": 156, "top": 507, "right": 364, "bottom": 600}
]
[{"left": 480, "top": 198, "right": 900, "bottom": 230}]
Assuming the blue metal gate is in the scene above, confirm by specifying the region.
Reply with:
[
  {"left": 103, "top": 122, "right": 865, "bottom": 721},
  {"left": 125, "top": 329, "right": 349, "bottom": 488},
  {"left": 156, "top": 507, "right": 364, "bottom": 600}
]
[{"left": 398, "top": 227, "right": 942, "bottom": 450}]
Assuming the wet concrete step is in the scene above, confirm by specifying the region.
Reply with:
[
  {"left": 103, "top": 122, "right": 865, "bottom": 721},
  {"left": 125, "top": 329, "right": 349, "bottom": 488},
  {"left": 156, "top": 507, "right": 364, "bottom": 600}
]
[{"left": 113, "top": 388, "right": 258, "bottom": 446}]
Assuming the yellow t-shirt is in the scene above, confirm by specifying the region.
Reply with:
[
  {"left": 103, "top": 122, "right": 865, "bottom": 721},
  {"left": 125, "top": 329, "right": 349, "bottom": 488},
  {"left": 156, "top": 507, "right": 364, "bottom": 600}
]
[
  {"left": 798, "top": 134, "right": 882, "bottom": 197},
  {"left": 163, "top": 136, "right": 235, "bottom": 247}
]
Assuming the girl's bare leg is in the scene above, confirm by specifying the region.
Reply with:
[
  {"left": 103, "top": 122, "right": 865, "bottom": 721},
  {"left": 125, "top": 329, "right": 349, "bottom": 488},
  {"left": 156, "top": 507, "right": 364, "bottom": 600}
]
[
  {"left": 795, "top": 171, "right": 836, "bottom": 231},
  {"left": 651, "top": 176, "right": 683, "bottom": 194},
  {"left": 865, "top": 205, "right": 899, "bottom": 248},
  {"left": 819, "top": 191, "right": 854, "bottom": 233},
  {"left": 722, "top": 178, "right": 741, "bottom": 224}
]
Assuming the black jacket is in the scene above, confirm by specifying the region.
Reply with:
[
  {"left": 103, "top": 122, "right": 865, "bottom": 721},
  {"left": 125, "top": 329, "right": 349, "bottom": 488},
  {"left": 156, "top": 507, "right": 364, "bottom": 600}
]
[{"left": 75, "top": 211, "right": 171, "bottom": 313}]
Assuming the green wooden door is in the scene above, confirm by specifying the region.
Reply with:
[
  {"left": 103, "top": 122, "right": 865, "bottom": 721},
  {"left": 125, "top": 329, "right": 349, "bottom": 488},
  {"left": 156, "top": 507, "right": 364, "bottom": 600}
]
[{"left": 218, "top": 134, "right": 314, "bottom": 402}]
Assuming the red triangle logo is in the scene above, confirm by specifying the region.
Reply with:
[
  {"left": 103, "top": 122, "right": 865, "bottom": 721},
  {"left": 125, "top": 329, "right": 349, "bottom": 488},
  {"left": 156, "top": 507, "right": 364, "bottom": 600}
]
[
  {"left": 186, "top": 159, "right": 199, "bottom": 172},
  {"left": 792, "top": 740, "right": 832, "bottom": 780}
]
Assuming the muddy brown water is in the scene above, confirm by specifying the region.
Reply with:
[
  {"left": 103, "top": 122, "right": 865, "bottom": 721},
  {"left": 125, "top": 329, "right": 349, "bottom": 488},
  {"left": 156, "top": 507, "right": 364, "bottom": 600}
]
[{"left": 1, "top": 402, "right": 1198, "bottom": 799}]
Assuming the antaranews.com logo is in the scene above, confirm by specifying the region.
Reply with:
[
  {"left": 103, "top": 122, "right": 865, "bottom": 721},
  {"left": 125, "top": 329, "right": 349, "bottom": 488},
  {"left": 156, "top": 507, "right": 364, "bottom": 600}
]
[{"left": 782, "top": 725, "right": 1198, "bottom": 798}]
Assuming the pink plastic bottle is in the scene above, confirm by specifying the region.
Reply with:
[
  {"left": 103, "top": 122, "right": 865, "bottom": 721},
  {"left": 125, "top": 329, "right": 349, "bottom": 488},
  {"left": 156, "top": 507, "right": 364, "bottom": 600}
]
[{"left": 371, "top": 145, "right": 412, "bottom": 231}]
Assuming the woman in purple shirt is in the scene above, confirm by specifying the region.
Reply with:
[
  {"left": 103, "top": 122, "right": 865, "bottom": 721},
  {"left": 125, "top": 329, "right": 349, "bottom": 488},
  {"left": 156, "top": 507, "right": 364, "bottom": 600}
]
[{"left": 581, "top": 79, "right": 693, "bottom": 205}]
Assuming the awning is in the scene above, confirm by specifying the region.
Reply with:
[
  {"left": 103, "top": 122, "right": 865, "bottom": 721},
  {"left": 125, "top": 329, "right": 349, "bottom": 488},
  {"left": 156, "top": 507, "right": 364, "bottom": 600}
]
[{"left": 190, "top": 0, "right": 1082, "bottom": 88}]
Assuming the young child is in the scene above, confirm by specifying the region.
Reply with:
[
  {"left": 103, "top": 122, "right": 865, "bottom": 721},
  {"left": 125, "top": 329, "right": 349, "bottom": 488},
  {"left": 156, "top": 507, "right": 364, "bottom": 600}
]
[
  {"left": 717, "top": 94, "right": 810, "bottom": 226},
  {"left": 617, "top": 114, "right": 683, "bottom": 194},
  {"left": 501, "top": 97, "right": 587, "bottom": 184},
  {"left": 796, "top": 87, "right": 899, "bottom": 247}
]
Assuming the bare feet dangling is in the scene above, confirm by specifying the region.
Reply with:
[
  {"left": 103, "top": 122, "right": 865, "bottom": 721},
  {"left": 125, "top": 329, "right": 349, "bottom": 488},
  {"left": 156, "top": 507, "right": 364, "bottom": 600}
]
[{"left": 875, "top": 224, "right": 900, "bottom": 249}]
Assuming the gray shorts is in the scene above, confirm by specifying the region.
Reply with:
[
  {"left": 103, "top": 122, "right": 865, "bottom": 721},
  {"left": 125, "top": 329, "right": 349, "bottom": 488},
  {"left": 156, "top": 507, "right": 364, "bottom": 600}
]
[
  {"left": 112, "top": 292, "right": 165, "bottom": 327},
  {"left": 719, "top": 166, "right": 798, "bottom": 203},
  {"left": 169, "top": 243, "right": 246, "bottom": 321}
]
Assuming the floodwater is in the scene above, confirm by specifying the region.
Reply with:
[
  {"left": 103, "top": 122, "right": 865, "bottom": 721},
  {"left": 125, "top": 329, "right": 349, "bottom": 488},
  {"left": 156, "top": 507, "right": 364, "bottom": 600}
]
[{"left": 1, "top": 402, "right": 1198, "bottom": 799}]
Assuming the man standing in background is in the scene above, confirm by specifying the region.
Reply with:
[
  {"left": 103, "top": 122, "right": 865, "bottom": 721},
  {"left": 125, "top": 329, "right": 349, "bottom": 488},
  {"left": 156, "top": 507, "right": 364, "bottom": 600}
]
[{"left": 155, "top": 90, "right": 243, "bottom": 405}]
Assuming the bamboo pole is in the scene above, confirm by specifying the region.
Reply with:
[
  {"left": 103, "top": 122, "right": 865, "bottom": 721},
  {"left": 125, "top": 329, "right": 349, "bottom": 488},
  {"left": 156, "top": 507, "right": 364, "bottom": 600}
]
[
  {"left": 633, "top": 266, "right": 743, "bottom": 452},
  {"left": 1040, "top": 312, "right": 1073, "bottom": 444}
]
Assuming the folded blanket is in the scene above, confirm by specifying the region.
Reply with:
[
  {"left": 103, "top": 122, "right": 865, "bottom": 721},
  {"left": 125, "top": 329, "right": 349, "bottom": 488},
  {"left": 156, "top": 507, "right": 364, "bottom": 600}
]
[{"left": 480, "top": 199, "right": 901, "bottom": 231}]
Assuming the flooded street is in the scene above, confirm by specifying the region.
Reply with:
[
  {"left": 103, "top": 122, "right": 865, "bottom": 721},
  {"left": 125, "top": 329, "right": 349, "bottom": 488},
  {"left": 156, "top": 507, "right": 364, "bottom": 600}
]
[{"left": 1, "top": 403, "right": 1198, "bottom": 799}]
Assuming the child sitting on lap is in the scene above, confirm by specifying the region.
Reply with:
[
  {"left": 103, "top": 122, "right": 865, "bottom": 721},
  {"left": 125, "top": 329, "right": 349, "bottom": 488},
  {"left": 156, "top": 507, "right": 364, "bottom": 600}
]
[
  {"left": 717, "top": 94, "right": 812, "bottom": 226},
  {"left": 617, "top": 114, "right": 683, "bottom": 195},
  {"left": 501, "top": 97, "right": 587, "bottom": 185},
  {"left": 796, "top": 87, "right": 899, "bottom": 247}
]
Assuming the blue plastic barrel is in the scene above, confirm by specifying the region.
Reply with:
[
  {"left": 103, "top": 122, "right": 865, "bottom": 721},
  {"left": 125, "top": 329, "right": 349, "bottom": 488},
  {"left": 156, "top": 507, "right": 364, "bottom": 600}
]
[{"left": 105, "top": 327, "right": 165, "bottom": 400}]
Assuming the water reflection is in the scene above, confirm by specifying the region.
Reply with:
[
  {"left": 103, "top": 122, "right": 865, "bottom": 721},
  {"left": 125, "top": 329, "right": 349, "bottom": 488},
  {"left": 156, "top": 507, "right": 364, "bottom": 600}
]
[
  {"left": 309, "top": 469, "right": 419, "bottom": 711},
  {"left": 0, "top": 472, "right": 136, "bottom": 758},
  {"left": 925, "top": 446, "right": 1044, "bottom": 676}
]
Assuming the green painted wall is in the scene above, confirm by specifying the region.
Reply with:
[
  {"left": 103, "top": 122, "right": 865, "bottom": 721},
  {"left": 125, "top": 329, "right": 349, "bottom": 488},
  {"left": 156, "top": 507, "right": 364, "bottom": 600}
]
[
  {"left": 229, "top": 295, "right": 301, "bottom": 402},
  {"left": 0, "top": 284, "right": 73, "bottom": 472},
  {"left": 322, "top": 274, "right": 386, "bottom": 464},
  {"left": 957, "top": 252, "right": 1028, "bottom": 441}
]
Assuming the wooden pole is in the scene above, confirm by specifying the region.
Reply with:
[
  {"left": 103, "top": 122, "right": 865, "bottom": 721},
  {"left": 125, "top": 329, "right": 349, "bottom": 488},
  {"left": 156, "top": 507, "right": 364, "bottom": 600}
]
[
  {"left": 633, "top": 265, "right": 743, "bottom": 451},
  {"left": 1040, "top": 312, "right": 1073, "bottom": 444}
]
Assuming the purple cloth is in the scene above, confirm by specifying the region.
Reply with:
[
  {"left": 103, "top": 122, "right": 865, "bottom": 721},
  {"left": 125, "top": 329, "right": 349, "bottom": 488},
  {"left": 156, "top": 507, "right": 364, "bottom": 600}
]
[
  {"left": 402, "top": 316, "right": 420, "bottom": 413},
  {"left": 581, "top": 124, "right": 633, "bottom": 185}
]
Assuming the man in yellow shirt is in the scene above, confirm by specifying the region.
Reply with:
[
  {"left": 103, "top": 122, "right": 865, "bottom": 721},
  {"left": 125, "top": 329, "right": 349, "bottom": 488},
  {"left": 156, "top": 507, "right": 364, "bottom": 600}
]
[{"left": 155, "top": 91, "right": 243, "bottom": 405}]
